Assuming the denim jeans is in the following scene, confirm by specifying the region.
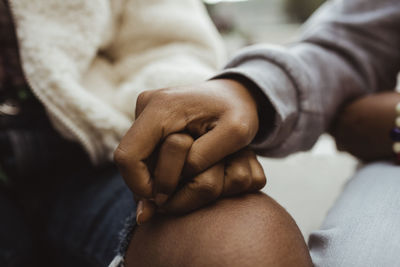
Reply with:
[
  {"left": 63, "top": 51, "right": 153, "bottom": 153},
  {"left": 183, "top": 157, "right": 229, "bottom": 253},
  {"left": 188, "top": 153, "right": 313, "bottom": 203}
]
[
  {"left": 309, "top": 161, "right": 400, "bottom": 266},
  {"left": 0, "top": 164, "right": 136, "bottom": 267}
]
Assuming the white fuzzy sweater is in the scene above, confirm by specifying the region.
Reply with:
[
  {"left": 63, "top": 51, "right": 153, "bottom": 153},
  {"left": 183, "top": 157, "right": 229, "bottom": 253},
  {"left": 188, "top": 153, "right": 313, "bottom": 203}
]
[{"left": 9, "top": 0, "right": 225, "bottom": 164}]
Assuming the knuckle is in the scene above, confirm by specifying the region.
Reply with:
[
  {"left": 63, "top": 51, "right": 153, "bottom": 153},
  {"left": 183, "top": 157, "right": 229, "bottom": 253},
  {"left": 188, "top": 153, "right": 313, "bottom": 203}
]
[
  {"left": 136, "top": 90, "right": 171, "bottom": 116},
  {"left": 190, "top": 180, "right": 220, "bottom": 200},
  {"left": 230, "top": 167, "right": 252, "bottom": 188},
  {"left": 152, "top": 89, "right": 171, "bottom": 103},
  {"left": 135, "top": 91, "right": 151, "bottom": 117},
  {"left": 232, "top": 165, "right": 249, "bottom": 178},
  {"left": 253, "top": 174, "right": 267, "bottom": 190},
  {"left": 113, "top": 146, "right": 129, "bottom": 167},
  {"left": 186, "top": 152, "right": 209, "bottom": 174},
  {"left": 136, "top": 91, "right": 151, "bottom": 106},
  {"left": 230, "top": 119, "right": 253, "bottom": 146},
  {"left": 179, "top": 134, "right": 194, "bottom": 148},
  {"left": 164, "top": 134, "right": 193, "bottom": 151}
]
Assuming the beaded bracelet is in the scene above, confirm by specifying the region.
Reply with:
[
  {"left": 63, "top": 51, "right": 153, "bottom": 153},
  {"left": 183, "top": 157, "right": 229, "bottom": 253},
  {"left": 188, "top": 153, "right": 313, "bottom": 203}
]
[{"left": 390, "top": 102, "right": 400, "bottom": 162}]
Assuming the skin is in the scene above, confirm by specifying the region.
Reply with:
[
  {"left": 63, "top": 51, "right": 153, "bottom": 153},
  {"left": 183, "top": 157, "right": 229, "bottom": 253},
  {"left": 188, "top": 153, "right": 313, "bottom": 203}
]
[
  {"left": 332, "top": 91, "right": 400, "bottom": 161},
  {"left": 116, "top": 79, "right": 313, "bottom": 266},
  {"left": 114, "top": 79, "right": 264, "bottom": 222},
  {"left": 112, "top": 52, "right": 399, "bottom": 265},
  {"left": 125, "top": 193, "right": 313, "bottom": 267},
  {"left": 117, "top": 79, "right": 400, "bottom": 266},
  {"left": 135, "top": 147, "right": 267, "bottom": 224},
  {"left": 114, "top": 74, "right": 399, "bottom": 267}
]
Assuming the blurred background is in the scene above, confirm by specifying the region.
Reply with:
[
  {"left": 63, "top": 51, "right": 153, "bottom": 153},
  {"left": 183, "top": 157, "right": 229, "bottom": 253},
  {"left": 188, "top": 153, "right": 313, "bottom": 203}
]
[
  {"left": 205, "top": 0, "right": 325, "bottom": 53},
  {"left": 203, "top": 0, "right": 359, "bottom": 240}
]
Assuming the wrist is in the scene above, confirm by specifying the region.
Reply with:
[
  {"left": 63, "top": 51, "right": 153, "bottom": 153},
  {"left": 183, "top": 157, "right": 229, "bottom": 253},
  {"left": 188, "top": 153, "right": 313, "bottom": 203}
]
[{"left": 212, "top": 76, "right": 275, "bottom": 144}]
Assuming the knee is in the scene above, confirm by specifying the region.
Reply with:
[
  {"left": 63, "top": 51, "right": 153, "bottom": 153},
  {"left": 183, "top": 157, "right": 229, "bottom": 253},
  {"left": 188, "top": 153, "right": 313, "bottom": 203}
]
[{"left": 125, "top": 193, "right": 312, "bottom": 267}]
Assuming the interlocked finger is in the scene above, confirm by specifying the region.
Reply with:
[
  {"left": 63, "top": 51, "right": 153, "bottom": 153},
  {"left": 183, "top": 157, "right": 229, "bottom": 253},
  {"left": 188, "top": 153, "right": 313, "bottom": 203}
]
[
  {"left": 222, "top": 149, "right": 266, "bottom": 197},
  {"left": 153, "top": 133, "right": 194, "bottom": 206},
  {"left": 162, "top": 163, "right": 225, "bottom": 214}
]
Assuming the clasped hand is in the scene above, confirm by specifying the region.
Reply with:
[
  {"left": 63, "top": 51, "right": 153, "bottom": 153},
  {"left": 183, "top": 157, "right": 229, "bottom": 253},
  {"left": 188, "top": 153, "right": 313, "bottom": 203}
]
[{"left": 114, "top": 79, "right": 266, "bottom": 224}]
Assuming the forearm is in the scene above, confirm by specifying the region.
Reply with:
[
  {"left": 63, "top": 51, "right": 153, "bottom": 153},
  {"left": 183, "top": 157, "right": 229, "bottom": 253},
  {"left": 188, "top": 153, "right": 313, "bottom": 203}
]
[
  {"left": 217, "top": 0, "right": 400, "bottom": 157},
  {"left": 332, "top": 92, "right": 400, "bottom": 161}
]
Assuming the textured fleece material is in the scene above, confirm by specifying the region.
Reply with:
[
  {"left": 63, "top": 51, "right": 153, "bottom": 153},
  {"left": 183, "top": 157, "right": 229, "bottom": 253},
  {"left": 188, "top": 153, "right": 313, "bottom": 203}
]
[
  {"left": 218, "top": 0, "right": 400, "bottom": 157},
  {"left": 9, "top": 0, "right": 226, "bottom": 164}
]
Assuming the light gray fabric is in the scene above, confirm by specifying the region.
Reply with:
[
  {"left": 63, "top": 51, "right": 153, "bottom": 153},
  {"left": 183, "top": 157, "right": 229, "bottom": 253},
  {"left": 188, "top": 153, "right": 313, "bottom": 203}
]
[
  {"left": 309, "top": 162, "right": 400, "bottom": 266},
  {"left": 217, "top": 0, "right": 400, "bottom": 157}
]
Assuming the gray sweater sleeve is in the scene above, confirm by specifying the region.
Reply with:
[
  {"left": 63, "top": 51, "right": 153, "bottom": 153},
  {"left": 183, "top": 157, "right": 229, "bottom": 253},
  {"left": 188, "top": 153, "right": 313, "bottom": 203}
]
[{"left": 217, "top": 0, "right": 400, "bottom": 157}]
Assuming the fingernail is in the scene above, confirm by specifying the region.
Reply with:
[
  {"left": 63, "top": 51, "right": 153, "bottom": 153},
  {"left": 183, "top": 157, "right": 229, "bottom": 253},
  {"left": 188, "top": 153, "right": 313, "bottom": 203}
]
[
  {"left": 155, "top": 193, "right": 168, "bottom": 206},
  {"left": 136, "top": 200, "right": 144, "bottom": 225}
]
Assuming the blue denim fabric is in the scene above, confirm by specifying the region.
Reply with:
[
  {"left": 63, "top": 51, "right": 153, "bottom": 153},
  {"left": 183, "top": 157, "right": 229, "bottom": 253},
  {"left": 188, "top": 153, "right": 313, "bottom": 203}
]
[
  {"left": 0, "top": 188, "right": 34, "bottom": 266},
  {"left": 0, "top": 165, "right": 136, "bottom": 267},
  {"left": 309, "top": 162, "right": 400, "bottom": 266}
]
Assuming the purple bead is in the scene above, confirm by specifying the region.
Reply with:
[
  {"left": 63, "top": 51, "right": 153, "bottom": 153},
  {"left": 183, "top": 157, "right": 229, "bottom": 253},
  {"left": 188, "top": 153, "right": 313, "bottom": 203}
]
[{"left": 390, "top": 128, "right": 400, "bottom": 141}]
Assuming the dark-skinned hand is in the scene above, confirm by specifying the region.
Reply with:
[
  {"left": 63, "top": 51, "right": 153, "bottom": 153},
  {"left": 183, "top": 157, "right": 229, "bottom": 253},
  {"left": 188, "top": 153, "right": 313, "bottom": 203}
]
[
  {"left": 114, "top": 79, "right": 265, "bottom": 224},
  {"left": 332, "top": 91, "right": 400, "bottom": 161}
]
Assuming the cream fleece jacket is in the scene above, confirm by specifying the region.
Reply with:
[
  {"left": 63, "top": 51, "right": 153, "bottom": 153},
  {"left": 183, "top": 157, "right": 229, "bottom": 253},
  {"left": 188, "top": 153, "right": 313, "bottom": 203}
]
[{"left": 9, "top": 0, "right": 225, "bottom": 164}]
